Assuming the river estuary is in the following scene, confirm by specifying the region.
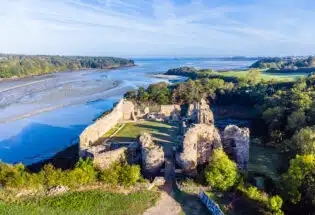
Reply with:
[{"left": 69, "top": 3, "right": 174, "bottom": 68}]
[{"left": 0, "top": 58, "right": 254, "bottom": 164}]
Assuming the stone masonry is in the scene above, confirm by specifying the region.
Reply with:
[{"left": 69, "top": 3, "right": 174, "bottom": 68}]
[{"left": 222, "top": 125, "right": 250, "bottom": 170}]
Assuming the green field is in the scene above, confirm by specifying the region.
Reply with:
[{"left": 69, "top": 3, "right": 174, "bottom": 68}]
[
  {"left": 109, "top": 120, "right": 180, "bottom": 145},
  {"left": 213, "top": 70, "right": 299, "bottom": 81},
  {"left": 0, "top": 190, "right": 159, "bottom": 215}
]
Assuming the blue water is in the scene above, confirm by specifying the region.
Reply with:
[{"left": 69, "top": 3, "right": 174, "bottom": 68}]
[{"left": 0, "top": 58, "right": 254, "bottom": 164}]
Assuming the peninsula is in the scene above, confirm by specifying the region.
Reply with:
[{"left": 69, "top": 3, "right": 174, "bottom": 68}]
[{"left": 0, "top": 54, "right": 135, "bottom": 79}]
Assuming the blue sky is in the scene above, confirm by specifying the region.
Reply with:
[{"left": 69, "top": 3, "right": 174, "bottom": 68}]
[{"left": 1, "top": 0, "right": 315, "bottom": 57}]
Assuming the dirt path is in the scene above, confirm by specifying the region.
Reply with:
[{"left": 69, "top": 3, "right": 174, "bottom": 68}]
[
  {"left": 143, "top": 124, "right": 210, "bottom": 215},
  {"left": 143, "top": 181, "right": 182, "bottom": 215},
  {"left": 143, "top": 140, "right": 182, "bottom": 215}
]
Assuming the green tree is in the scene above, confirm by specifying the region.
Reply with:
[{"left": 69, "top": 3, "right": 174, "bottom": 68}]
[
  {"left": 291, "top": 127, "right": 315, "bottom": 155},
  {"left": 282, "top": 154, "right": 315, "bottom": 204},
  {"left": 286, "top": 110, "right": 306, "bottom": 131},
  {"left": 204, "top": 149, "right": 238, "bottom": 191}
]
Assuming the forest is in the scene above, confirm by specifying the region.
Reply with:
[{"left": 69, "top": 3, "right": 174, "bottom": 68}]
[
  {"left": 0, "top": 54, "right": 134, "bottom": 78},
  {"left": 250, "top": 56, "right": 315, "bottom": 72}
]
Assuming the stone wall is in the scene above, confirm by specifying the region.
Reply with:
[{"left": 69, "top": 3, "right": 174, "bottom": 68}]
[
  {"left": 160, "top": 105, "right": 181, "bottom": 117},
  {"left": 93, "top": 147, "right": 127, "bottom": 170},
  {"left": 139, "top": 133, "right": 165, "bottom": 176},
  {"left": 177, "top": 123, "right": 221, "bottom": 175},
  {"left": 186, "top": 98, "right": 213, "bottom": 124},
  {"left": 222, "top": 125, "right": 250, "bottom": 170},
  {"left": 79, "top": 99, "right": 135, "bottom": 148}
]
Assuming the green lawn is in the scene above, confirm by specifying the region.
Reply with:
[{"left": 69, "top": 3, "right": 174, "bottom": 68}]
[
  {"left": 110, "top": 120, "right": 180, "bottom": 145},
  {"left": 212, "top": 70, "right": 299, "bottom": 81},
  {"left": 0, "top": 190, "right": 159, "bottom": 215}
]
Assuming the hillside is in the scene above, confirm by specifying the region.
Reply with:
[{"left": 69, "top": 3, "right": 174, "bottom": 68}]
[
  {"left": 0, "top": 54, "right": 135, "bottom": 78},
  {"left": 250, "top": 56, "right": 315, "bottom": 73}
]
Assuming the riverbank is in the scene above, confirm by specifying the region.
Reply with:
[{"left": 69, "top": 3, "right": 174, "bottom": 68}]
[{"left": 0, "top": 63, "right": 136, "bottom": 83}]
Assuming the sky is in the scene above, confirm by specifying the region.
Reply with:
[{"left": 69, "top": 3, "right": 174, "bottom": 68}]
[{"left": 1, "top": 0, "right": 315, "bottom": 57}]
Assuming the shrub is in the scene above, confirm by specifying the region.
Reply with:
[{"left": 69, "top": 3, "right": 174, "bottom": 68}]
[
  {"left": 41, "top": 164, "right": 63, "bottom": 187},
  {"left": 268, "top": 195, "right": 283, "bottom": 212},
  {"left": 0, "top": 163, "right": 28, "bottom": 188},
  {"left": 204, "top": 149, "right": 238, "bottom": 191},
  {"left": 66, "top": 158, "right": 97, "bottom": 186},
  {"left": 99, "top": 162, "right": 141, "bottom": 187},
  {"left": 237, "top": 184, "right": 268, "bottom": 204}
]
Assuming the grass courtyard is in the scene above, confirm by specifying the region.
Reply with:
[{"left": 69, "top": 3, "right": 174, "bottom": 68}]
[{"left": 109, "top": 120, "right": 180, "bottom": 146}]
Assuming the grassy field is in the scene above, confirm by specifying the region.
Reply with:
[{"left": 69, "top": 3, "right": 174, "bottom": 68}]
[
  {"left": 109, "top": 120, "right": 180, "bottom": 145},
  {"left": 0, "top": 190, "right": 159, "bottom": 215},
  {"left": 213, "top": 70, "right": 299, "bottom": 81}
]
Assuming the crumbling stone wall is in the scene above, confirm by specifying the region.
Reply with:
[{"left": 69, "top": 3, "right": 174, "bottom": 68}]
[
  {"left": 177, "top": 124, "right": 222, "bottom": 175},
  {"left": 186, "top": 99, "right": 213, "bottom": 124},
  {"left": 222, "top": 125, "right": 250, "bottom": 170},
  {"left": 160, "top": 105, "right": 181, "bottom": 117},
  {"left": 93, "top": 147, "right": 127, "bottom": 170},
  {"left": 139, "top": 133, "right": 164, "bottom": 176},
  {"left": 121, "top": 100, "right": 135, "bottom": 120},
  {"left": 79, "top": 99, "right": 135, "bottom": 148}
]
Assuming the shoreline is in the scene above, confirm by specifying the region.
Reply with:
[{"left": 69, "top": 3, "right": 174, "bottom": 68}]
[
  {"left": 0, "top": 80, "right": 123, "bottom": 124},
  {"left": 0, "top": 63, "right": 136, "bottom": 83}
]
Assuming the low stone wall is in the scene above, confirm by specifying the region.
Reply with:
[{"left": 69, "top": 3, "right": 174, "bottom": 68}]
[
  {"left": 79, "top": 99, "right": 134, "bottom": 148},
  {"left": 93, "top": 147, "right": 127, "bottom": 170}
]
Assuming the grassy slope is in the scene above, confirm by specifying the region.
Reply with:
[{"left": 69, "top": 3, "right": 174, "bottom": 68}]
[{"left": 0, "top": 190, "right": 159, "bottom": 215}]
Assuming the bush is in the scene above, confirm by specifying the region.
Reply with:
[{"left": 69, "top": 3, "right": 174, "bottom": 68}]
[
  {"left": 237, "top": 184, "right": 268, "bottom": 203},
  {"left": 99, "top": 162, "right": 141, "bottom": 187},
  {"left": 268, "top": 195, "right": 283, "bottom": 213},
  {"left": 41, "top": 164, "right": 63, "bottom": 187},
  {"left": 66, "top": 158, "right": 97, "bottom": 186},
  {"left": 0, "top": 163, "right": 28, "bottom": 188},
  {"left": 204, "top": 149, "right": 238, "bottom": 191},
  {"left": 238, "top": 184, "right": 284, "bottom": 215}
]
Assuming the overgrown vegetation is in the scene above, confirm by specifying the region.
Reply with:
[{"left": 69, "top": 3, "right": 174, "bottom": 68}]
[
  {"left": 0, "top": 158, "right": 142, "bottom": 189},
  {"left": 204, "top": 149, "right": 239, "bottom": 191},
  {"left": 0, "top": 54, "right": 134, "bottom": 78},
  {"left": 0, "top": 190, "right": 159, "bottom": 215}
]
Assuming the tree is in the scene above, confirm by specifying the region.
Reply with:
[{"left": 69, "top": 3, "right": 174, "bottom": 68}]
[
  {"left": 204, "top": 149, "right": 238, "bottom": 191},
  {"left": 286, "top": 110, "right": 306, "bottom": 131},
  {"left": 291, "top": 127, "right": 315, "bottom": 155},
  {"left": 262, "top": 107, "right": 284, "bottom": 131},
  {"left": 282, "top": 154, "right": 315, "bottom": 204}
]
